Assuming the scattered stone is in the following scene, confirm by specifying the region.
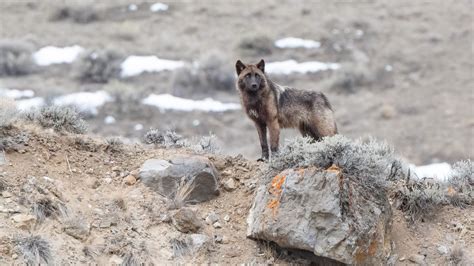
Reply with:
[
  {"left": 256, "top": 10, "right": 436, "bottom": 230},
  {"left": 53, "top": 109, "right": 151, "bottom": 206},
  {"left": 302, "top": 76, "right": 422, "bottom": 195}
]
[
  {"left": 205, "top": 212, "right": 219, "bottom": 225},
  {"left": 103, "top": 177, "right": 112, "bottom": 184},
  {"left": 139, "top": 155, "right": 219, "bottom": 203},
  {"left": 85, "top": 168, "right": 94, "bottom": 174},
  {"left": 187, "top": 234, "right": 209, "bottom": 252},
  {"left": 380, "top": 104, "right": 397, "bottom": 119},
  {"left": 213, "top": 222, "right": 222, "bottom": 228},
  {"left": 214, "top": 234, "right": 223, "bottom": 243},
  {"left": 99, "top": 217, "right": 117, "bottom": 228},
  {"left": 224, "top": 214, "right": 230, "bottom": 222},
  {"left": 123, "top": 175, "right": 136, "bottom": 185},
  {"left": 12, "top": 253, "right": 18, "bottom": 259},
  {"left": 399, "top": 256, "right": 406, "bottom": 261},
  {"left": 247, "top": 167, "right": 393, "bottom": 265},
  {"left": 2, "top": 191, "right": 12, "bottom": 198},
  {"left": 64, "top": 223, "right": 90, "bottom": 241},
  {"left": 11, "top": 214, "right": 36, "bottom": 229},
  {"left": 109, "top": 254, "right": 123, "bottom": 265},
  {"left": 223, "top": 178, "right": 236, "bottom": 191},
  {"left": 437, "top": 245, "right": 448, "bottom": 255},
  {"left": 408, "top": 254, "right": 425, "bottom": 265},
  {"left": 172, "top": 207, "right": 201, "bottom": 233}
]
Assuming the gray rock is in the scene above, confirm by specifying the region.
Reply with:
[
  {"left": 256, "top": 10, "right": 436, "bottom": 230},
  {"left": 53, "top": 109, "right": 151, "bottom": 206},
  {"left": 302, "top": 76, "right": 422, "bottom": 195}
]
[
  {"left": 172, "top": 207, "right": 201, "bottom": 233},
  {"left": 64, "top": 223, "right": 90, "bottom": 241},
  {"left": 247, "top": 167, "right": 392, "bottom": 265},
  {"left": 223, "top": 178, "right": 236, "bottom": 191},
  {"left": 187, "top": 234, "right": 209, "bottom": 253},
  {"left": 139, "top": 155, "right": 219, "bottom": 203},
  {"left": 0, "top": 152, "right": 6, "bottom": 165},
  {"left": 437, "top": 245, "right": 448, "bottom": 255},
  {"left": 213, "top": 221, "right": 222, "bottom": 228},
  {"left": 205, "top": 211, "right": 219, "bottom": 224},
  {"left": 408, "top": 254, "right": 426, "bottom": 265}
]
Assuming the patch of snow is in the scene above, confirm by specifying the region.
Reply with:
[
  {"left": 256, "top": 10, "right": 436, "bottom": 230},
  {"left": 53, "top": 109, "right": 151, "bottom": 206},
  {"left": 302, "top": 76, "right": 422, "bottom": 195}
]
[
  {"left": 410, "top": 162, "right": 453, "bottom": 182},
  {"left": 385, "top": 65, "right": 393, "bottom": 72},
  {"left": 355, "top": 29, "right": 364, "bottom": 37},
  {"left": 150, "top": 2, "right": 168, "bottom": 12},
  {"left": 192, "top": 119, "right": 200, "bottom": 126},
  {"left": 120, "top": 56, "right": 184, "bottom": 77},
  {"left": 0, "top": 88, "right": 34, "bottom": 99},
  {"left": 134, "top": 124, "right": 143, "bottom": 131},
  {"left": 53, "top": 91, "right": 112, "bottom": 116},
  {"left": 104, "top": 115, "right": 116, "bottom": 124},
  {"left": 128, "top": 4, "right": 138, "bottom": 11},
  {"left": 16, "top": 97, "right": 45, "bottom": 111},
  {"left": 142, "top": 94, "right": 241, "bottom": 112},
  {"left": 33, "top": 45, "right": 84, "bottom": 66},
  {"left": 275, "top": 37, "right": 321, "bottom": 49},
  {"left": 266, "top": 60, "right": 340, "bottom": 75}
]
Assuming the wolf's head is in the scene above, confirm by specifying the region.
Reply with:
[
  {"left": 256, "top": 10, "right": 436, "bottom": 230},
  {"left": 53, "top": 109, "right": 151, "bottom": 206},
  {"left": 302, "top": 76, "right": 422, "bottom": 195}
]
[{"left": 235, "top": 59, "right": 267, "bottom": 94}]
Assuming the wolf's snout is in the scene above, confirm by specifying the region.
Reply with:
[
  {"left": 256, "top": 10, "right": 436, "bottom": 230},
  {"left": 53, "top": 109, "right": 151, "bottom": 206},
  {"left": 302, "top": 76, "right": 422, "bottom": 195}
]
[{"left": 251, "top": 83, "right": 258, "bottom": 89}]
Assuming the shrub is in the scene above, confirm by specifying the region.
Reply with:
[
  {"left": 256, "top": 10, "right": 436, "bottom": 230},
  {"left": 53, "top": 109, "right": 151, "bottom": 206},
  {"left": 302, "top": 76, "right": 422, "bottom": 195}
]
[
  {"left": 170, "top": 51, "right": 235, "bottom": 97},
  {"left": 143, "top": 129, "right": 185, "bottom": 148},
  {"left": 50, "top": 6, "right": 99, "bottom": 24},
  {"left": 76, "top": 49, "right": 123, "bottom": 83},
  {"left": 0, "top": 131, "right": 29, "bottom": 152},
  {"left": 31, "top": 106, "right": 87, "bottom": 134},
  {"left": 446, "top": 160, "right": 473, "bottom": 207},
  {"left": 0, "top": 98, "right": 18, "bottom": 128},
  {"left": 189, "top": 133, "right": 220, "bottom": 154},
  {"left": 270, "top": 135, "right": 406, "bottom": 190},
  {"left": 32, "top": 198, "right": 61, "bottom": 223},
  {"left": 237, "top": 34, "right": 273, "bottom": 56},
  {"left": 0, "top": 40, "right": 36, "bottom": 76},
  {"left": 105, "top": 136, "right": 124, "bottom": 153},
  {"left": 104, "top": 80, "right": 144, "bottom": 114},
  {"left": 15, "top": 235, "right": 52, "bottom": 265}
]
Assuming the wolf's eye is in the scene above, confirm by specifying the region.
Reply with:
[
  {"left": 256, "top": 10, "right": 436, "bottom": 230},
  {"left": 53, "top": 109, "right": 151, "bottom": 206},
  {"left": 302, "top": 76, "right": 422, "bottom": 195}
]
[
  {"left": 254, "top": 74, "right": 260, "bottom": 80},
  {"left": 245, "top": 74, "right": 251, "bottom": 78}
]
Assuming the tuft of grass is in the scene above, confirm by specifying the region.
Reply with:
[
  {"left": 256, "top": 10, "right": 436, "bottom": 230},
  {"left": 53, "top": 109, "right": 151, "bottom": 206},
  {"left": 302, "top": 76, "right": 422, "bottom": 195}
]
[
  {"left": 50, "top": 6, "right": 99, "bottom": 24},
  {"left": 449, "top": 244, "right": 464, "bottom": 265},
  {"left": 0, "top": 40, "right": 36, "bottom": 76},
  {"left": 105, "top": 136, "right": 124, "bottom": 153},
  {"left": 190, "top": 133, "right": 220, "bottom": 154},
  {"left": 166, "top": 178, "right": 196, "bottom": 210},
  {"left": 32, "top": 198, "right": 60, "bottom": 223},
  {"left": 28, "top": 105, "right": 87, "bottom": 134},
  {"left": 143, "top": 129, "right": 185, "bottom": 148},
  {"left": 76, "top": 49, "right": 123, "bottom": 83},
  {"left": 0, "top": 130, "right": 29, "bottom": 152},
  {"left": 170, "top": 238, "right": 190, "bottom": 258},
  {"left": 0, "top": 98, "right": 18, "bottom": 128},
  {"left": 391, "top": 179, "right": 446, "bottom": 223},
  {"left": 237, "top": 34, "right": 273, "bottom": 56},
  {"left": 170, "top": 51, "right": 234, "bottom": 97},
  {"left": 15, "top": 235, "right": 52, "bottom": 265}
]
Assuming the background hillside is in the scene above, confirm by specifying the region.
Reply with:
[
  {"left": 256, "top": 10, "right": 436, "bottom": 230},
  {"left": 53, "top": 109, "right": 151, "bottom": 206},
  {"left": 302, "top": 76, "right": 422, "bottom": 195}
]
[{"left": 0, "top": 0, "right": 472, "bottom": 164}]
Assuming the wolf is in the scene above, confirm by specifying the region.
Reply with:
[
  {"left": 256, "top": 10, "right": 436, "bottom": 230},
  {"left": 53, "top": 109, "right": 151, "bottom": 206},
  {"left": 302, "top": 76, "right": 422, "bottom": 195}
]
[{"left": 235, "top": 59, "right": 338, "bottom": 161}]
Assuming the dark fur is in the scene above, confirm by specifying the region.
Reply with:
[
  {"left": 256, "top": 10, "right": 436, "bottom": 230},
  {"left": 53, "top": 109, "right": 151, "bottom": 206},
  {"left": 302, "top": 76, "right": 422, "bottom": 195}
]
[{"left": 236, "top": 59, "right": 338, "bottom": 160}]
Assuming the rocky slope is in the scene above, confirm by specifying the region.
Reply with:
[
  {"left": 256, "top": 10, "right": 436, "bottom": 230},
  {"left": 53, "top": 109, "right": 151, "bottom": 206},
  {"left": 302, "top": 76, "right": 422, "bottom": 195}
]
[{"left": 0, "top": 125, "right": 472, "bottom": 265}]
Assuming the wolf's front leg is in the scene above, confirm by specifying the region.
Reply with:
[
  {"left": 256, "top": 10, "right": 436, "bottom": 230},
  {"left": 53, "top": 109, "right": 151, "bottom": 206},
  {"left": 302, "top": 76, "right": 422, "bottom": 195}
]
[
  {"left": 255, "top": 122, "right": 269, "bottom": 161},
  {"left": 268, "top": 119, "right": 280, "bottom": 157}
]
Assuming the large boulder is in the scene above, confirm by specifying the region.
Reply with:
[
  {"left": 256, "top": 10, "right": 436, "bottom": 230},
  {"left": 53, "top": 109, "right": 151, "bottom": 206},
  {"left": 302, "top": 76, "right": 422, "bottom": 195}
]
[
  {"left": 139, "top": 155, "right": 219, "bottom": 203},
  {"left": 247, "top": 166, "right": 392, "bottom": 265}
]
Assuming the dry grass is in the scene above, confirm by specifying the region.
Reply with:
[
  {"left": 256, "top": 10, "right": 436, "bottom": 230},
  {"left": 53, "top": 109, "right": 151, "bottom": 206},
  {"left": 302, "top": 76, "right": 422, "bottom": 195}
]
[
  {"left": 0, "top": 98, "right": 18, "bottom": 129},
  {"left": 0, "top": 40, "right": 36, "bottom": 76},
  {"left": 15, "top": 235, "right": 52, "bottom": 265},
  {"left": 26, "top": 105, "right": 87, "bottom": 134}
]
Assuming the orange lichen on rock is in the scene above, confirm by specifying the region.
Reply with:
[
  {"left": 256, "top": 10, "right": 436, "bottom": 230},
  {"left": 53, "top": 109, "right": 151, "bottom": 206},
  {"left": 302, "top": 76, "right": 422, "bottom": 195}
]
[{"left": 266, "top": 174, "right": 287, "bottom": 218}]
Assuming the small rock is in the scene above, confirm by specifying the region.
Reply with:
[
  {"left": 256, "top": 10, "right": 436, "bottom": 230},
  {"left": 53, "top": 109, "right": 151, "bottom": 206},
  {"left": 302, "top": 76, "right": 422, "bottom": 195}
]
[
  {"left": 130, "top": 169, "right": 139, "bottom": 178},
  {"left": 12, "top": 253, "right": 18, "bottom": 259},
  {"left": 103, "top": 177, "right": 112, "bottom": 184},
  {"left": 223, "top": 178, "right": 236, "bottom": 191},
  {"left": 109, "top": 254, "right": 123, "bottom": 265},
  {"left": 64, "top": 224, "right": 90, "bottom": 241},
  {"left": 172, "top": 207, "right": 201, "bottom": 233},
  {"left": 399, "top": 256, "right": 406, "bottom": 261},
  {"left": 437, "top": 245, "right": 448, "bottom": 255},
  {"left": 123, "top": 175, "right": 136, "bottom": 185},
  {"left": 214, "top": 234, "right": 223, "bottom": 243},
  {"left": 2, "top": 191, "right": 12, "bottom": 198},
  {"left": 408, "top": 254, "right": 425, "bottom": 265},
  {"left": 11, "top": 214, "right": 36, "bottom": 229},
  {"left": 187, "top": 234, "right": 209, "bottom": 252},
  {"left": 85, "top": 168, "right": 94, "bottom": 174},
  {"left": 223, "top": 215, "right": 230, "bottom": 222},
  {"left": 380, "top": 104, "right": 397, "bottom": 119},
  {"left": 206, "top": 212, "right": 219, "bottom": 225},
  {"left": 112, "top": 166, "right": 120, "bottom": 172},
  {"left": 213, "top": 222, "right": 222, "bottom": 228}
]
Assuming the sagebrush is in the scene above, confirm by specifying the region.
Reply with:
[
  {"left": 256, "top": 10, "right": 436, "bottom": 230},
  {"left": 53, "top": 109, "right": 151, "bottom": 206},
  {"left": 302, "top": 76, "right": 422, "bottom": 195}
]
[
  {"left": 15, "top": 235, "right": 52, "bottom": 265},
  {"left": 0, "top": 40, "right": 36, "bottom": 76},
  {"left": 76, "top": 49, "right": 123, "bottom": 83},
  {"left": 25, "top": 106, "right": 87, "bottom": 134}
]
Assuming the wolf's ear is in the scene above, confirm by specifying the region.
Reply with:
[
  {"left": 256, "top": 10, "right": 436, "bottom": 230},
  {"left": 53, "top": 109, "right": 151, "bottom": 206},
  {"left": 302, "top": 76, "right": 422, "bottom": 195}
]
[
  {"left": 235, "top": 60, "right": 246, "bottom": 75},
  {"left": 257, "top": 59, "right": 265, "bottom": 72}
]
